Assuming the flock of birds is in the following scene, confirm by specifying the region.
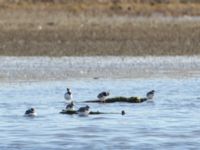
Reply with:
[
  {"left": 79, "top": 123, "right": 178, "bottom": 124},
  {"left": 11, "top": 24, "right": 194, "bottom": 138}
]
[
  {"left": 24, "top": 88, "right": 155, "bottom": 117},
  {"left": 64, "top": 88, "right": 113, "bottom": 116}
]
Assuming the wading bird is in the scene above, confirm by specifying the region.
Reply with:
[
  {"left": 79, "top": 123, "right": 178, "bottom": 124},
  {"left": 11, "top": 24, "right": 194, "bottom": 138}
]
[
  {"left": 146, "top": 90, "right": 155, "bottom": 100},
  {"left": 64, "top": 88, "right": 73, "bottom": 101},
  {"left": 97, "top": 91, "right": 110, "bottom": 102},
  {"left": 77, "top": 105, "right": 90, "bottom": 116},
  {"left": 24, "top": 108, "right": 37, "bottom": 117}
]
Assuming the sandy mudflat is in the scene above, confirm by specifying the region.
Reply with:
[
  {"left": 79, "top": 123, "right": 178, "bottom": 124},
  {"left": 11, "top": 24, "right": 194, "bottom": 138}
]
[{"left": 0, "top": 56, "right": 200, "bottom": 81}]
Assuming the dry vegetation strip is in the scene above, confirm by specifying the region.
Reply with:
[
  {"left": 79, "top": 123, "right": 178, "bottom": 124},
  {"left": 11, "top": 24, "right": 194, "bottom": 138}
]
[
  {"left": 0, "top": 1, "right": 200, "bottom": 56},
  {"left": 1, "top": 0, "right": 200, "bottom": 16},
  {"left": 0, "top": 10, "right": 200, "bottom": 56}
]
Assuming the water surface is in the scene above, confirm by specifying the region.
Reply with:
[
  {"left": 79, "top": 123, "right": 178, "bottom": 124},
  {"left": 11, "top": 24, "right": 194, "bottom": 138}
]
[
  {"left": 0, "top": 56, "right": 200, "bottom": 149},
  {"left": 0, "top": 78, "right": 200, "bottom": 149}
]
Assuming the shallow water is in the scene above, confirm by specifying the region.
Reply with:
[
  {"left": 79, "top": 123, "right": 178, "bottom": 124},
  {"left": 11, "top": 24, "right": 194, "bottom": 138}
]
[
  {"left": 1, "top": 56, "right": 200, "bottom": 149},
  {"left": 1, "top": 56, "right": 200, "bottom": 80},
  {"left": 0, "top": 77, "right": 200, "bottom": 149}
]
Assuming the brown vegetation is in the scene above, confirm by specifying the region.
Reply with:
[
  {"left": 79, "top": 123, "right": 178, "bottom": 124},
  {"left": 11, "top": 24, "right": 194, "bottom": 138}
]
[
  {"left": 1, "top": 0, "right": 200, "bottom": 16},
  {"left": 0, "top": 1, "right": 200, "bottom": 56}
]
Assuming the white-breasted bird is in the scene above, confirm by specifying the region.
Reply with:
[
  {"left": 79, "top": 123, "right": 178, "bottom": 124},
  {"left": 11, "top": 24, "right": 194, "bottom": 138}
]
[
  {"left": 146, "top": 90, "right": 155, "bottom": 100},
  {"left": 77, "top": 105, "right": 90, "bottom": 116},
  {"left": 64, "top": 88, "right": 73, "bottom": 101},
  {"left": 97, "top": 91, "right": 110, "bottom": 102},
  {"left": 24, "top": 108, "right": 37, "bottom": 117}
]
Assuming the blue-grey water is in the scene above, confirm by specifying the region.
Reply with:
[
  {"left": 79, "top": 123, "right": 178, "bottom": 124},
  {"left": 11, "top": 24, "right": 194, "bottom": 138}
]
[
  {"left": 1, "top": 56, "right": 200, "bottom": 149},
  {"left": 1, "top": 78, "right": 200, "bottom": 150}
]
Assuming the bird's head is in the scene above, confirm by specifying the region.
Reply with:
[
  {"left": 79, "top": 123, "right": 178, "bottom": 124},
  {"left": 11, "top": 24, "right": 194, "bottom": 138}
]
[
  {"left": 30, "top": 108, "right": 35, "bottom": 112},
  {"left": 85, "top": 105, "right": 90, "bottom": 110}
]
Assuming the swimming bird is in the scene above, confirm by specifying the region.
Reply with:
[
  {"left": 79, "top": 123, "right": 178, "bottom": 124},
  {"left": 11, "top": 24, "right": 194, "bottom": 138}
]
[
  {"left": 64, "top": 88, "right": 73, "bottom": 101},
  {"left": 77, "top": 105, "right": 90, "bottom": 116},
  {"left": 24, "top": 108, "right": 37, "bottom": 117},
  {"left": 97, "top": 91, "right": 110, "bottom": 102},
  {"left": 121, "top": 110, "right": 126, "bottom": 115},
  {"left": 146, "top": 90, "right": 155, "bottom": 99},
  {"left": 66, "top": 102, "right": 75, "bottom": 111}
]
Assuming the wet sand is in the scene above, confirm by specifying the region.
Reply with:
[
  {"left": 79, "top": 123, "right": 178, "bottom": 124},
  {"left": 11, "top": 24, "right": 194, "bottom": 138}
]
[{"left": 1, "top": 56, "right": 200, "bottom": 81}]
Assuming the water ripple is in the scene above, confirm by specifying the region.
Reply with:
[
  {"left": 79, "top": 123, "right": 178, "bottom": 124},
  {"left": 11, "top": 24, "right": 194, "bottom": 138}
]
[{"left": 0, "top": 78, "right": 200, "bottom": 149}]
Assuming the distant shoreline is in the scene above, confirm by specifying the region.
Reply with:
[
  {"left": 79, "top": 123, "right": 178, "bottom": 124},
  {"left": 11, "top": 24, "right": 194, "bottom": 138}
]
[
  {"left": 0, "top": 1, "right": 200, "bottom": 56},
  {"left": 0, "top": 9, "right": 200, "bottom": 56},
  {"left": 1, "top": 1, "right": 200, "bottom": 17}
]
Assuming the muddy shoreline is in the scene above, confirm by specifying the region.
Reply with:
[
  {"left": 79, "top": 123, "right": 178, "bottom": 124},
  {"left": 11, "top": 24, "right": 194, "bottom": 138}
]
[{"left": 1, "top": 56, "right": 200, "bottom": 81}]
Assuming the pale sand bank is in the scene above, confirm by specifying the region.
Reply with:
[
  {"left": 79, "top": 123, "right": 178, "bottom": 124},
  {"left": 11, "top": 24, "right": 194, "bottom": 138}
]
[{"left": 0, "top": 56, "right": 200, "bottom": 81}]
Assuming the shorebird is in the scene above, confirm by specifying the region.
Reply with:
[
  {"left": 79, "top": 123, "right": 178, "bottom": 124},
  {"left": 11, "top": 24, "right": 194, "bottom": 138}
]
[
  {"left": 64, "top": 88, "right": 73, "bottom": 101},
  {"left": 97, "top": 91, "right": 110, "bottom": 102},
  {"left": 66, "top": 102, "right": 75, "bottom": 111},
  {"left": 146, "top": 90, "right": 155, "bottom": 99},
  {"left": 77, "top": 105, "right": 90, "bottom": 116},
  {"left": 24, "top": 108, "right": 37, "bottom": 117},
  {"left": 121, "top": 110, "right": 126, "bottom": 115}
]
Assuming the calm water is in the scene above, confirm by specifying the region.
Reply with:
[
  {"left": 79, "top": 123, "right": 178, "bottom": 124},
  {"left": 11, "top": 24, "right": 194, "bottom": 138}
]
[{"left": 0, "top": 77, "right": 200, "bottom": 149}]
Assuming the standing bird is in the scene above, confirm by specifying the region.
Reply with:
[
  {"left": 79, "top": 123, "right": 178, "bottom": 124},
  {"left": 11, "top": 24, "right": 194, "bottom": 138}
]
[
  {"left": 77, "top": 105, "right": 90, "bottom": 116},
  {"left": 24, "top": 108, "right": 37, "bottom": 117},
  {"left": 66, "top": 102, "right": 75, "bottom": 111},
  {"left": 97, "top": 91, "right": 110, "bottom": 102},
  {"left": 146, "top": 90, "right": 155, "bottom": 100},
  {"left": 64, "top": 88, "right": 73, "bottom": 101}
]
